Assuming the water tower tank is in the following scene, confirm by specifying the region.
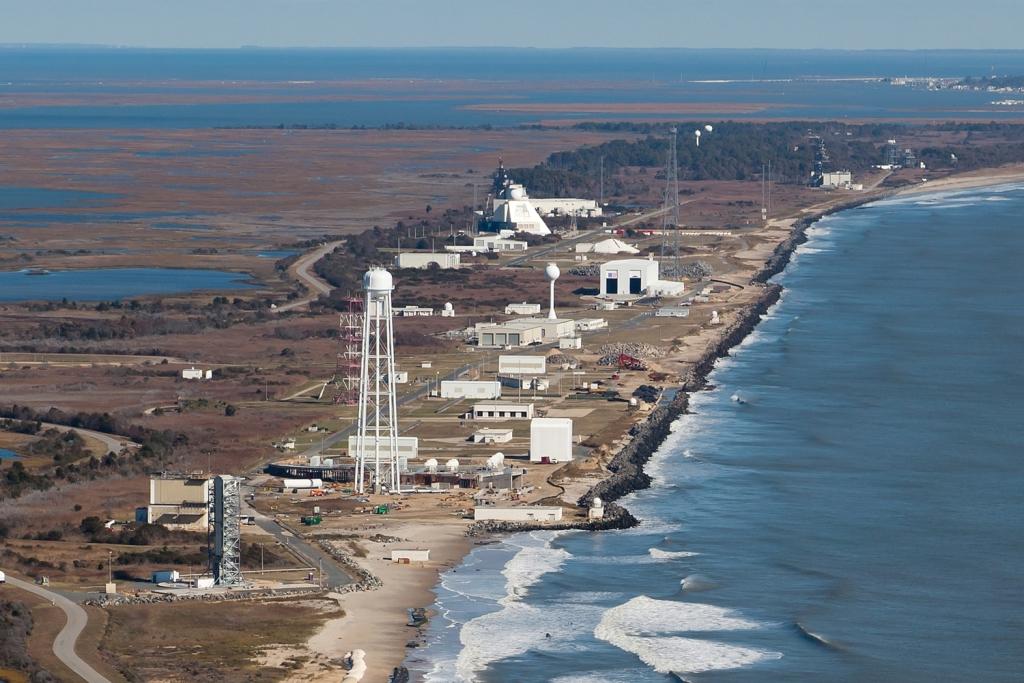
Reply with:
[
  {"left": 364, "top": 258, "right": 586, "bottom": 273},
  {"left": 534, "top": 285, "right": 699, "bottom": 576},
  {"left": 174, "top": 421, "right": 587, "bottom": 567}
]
[
  {"left": 363, "top": 268, "right": 393, "bottom": 294},
  {"left": 545, "top": 263, "right": 561, "bottom": 281}
]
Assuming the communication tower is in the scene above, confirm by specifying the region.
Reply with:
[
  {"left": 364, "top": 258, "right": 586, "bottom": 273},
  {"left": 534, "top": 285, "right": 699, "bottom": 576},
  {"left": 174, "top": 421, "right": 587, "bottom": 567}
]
[
  {"left": 333, "top": 297, "right": 363, "bottom": 405},
  {"left": 354, "top": 268, "right": 402, "bottom": 494},
  {"left": 660, "top": 127, "right": 680, "bottom": 267},
  {"left": 208, "top": 475, "right": 242, "bottom": 585}
]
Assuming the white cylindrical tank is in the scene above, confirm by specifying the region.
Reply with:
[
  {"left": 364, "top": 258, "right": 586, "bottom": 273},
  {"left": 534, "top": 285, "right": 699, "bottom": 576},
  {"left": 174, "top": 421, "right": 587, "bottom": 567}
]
[
  {"left": 323, "top": 458, "right": 334, "bottom": 466},
  {"left": 282, "top": 478, "right": 323, "bottom": 489},
  {"left": 363, "top": 267, "right": 393, "bottom": 294},
  {"left": 309, "top": 455, "right": 322, "bottom": 467},
  {"left": 446, "top": 458, "right": 460, "bottom": 472}
]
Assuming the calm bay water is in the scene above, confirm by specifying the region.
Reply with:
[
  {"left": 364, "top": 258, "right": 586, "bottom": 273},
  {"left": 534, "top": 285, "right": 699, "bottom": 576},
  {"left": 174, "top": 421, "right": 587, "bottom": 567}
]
[
  {"left": 408, "top": 183, "right": 1024, "bottom": 682},
  {"left": 3, "top": 48, "right": 1024, "bottom": 128},
  {"left": 0, "top": 267, "right": 257, "bottom": 301}
]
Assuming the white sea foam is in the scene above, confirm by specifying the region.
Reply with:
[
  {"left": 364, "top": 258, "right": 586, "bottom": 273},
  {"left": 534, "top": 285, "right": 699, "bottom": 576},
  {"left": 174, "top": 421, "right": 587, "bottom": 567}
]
[
  {"left": 649, "top": 548, "right": 699, "bottom": 560},
  {"left": 550, "top": 668, "right": 654, "bottom": 682},
  {"left": 451, "top": 531, "right": 584, "bottom": 681},
  {"left": 594, "top": 596, "right": 782, "bottom": 674},
  {"left": 456, "top": 601, "right": 604, "bottom": 681},
  {"left": 500, "top": 532, "right": 570, "bottom": 604}
]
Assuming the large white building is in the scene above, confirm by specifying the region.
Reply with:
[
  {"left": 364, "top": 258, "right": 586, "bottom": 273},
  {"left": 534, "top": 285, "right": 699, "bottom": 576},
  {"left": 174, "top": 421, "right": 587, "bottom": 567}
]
[
  {"left": 395, "top": 252, "right": 461, "bottom": 270},
  {"left": 530, "top": 417, "right": 574, "bottom": 463},
  {"left": 347, "top": 436, "right": 419, "bottom": 471},
  {"left": 504, "top": 302, "right": 541, "bottom": 315},
  {"left": 497, "top": 355, "right": 546, "bottom": 375},
  {"left": 476, "top": 320, "right": 546, "bottom": 348},
  {"left": 147, "top": 474, "right": 211, "bottom": 530},
  {"left": 440, "top": 380, "right": 502, "bottom": 400},
  {"left": 820, "top": 171, "right": 853, "bottom": 188},
  {"left": 600, "top": 257, "right": 685, "bottom": 297},
  {"left": 474, "top": 236, "right": 528, "bottom": 252},
  {"left": 530, "top": 197, "right": 603, "bottom": 218}
]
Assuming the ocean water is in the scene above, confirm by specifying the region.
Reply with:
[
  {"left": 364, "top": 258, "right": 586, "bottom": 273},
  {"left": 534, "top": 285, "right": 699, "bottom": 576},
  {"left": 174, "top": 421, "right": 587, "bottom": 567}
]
[
  {"left": 407, "top": 183, "right": 1024, "bottom": 682},
  {"left": 3, "top": 48, "right": 1024, "bottom": 128},
  {"left": 0, "top": 267, "right": 258, "bottom": 301}
]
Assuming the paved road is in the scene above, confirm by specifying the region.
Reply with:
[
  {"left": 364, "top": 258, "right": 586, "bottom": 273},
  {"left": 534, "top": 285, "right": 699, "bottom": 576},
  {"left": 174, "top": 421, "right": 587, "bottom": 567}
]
[
  {"left": 38, "top": 422, "right": 138, "bottom": 455},
  {"left": 1, "top": 572, "right": 112, "bottom": 683},
  {"left": 274, "top": 240, "right": 345, "bottom": 313},
  {"left": 239, "top": 496, "right": 353, "bottom": 589}
]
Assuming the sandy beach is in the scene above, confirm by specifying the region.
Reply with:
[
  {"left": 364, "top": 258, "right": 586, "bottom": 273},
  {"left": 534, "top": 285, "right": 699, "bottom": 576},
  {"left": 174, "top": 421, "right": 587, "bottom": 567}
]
[{"left": 274, "top": 163, "right": 1024, "bottom": 683}]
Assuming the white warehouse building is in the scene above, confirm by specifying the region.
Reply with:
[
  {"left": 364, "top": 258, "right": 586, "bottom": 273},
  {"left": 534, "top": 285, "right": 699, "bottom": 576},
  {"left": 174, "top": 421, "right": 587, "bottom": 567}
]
[
  {"left": 348, "top": 436, "right": 419, "bottom": 469},
  {"left": 473, "top": 505, "right": 563, "bottom": 522},
  {"left": 530, "top": 198, "right": 603, "bottom": 218},
  {"left": 440, "top": 380, "right": 502, "bottom": 400},
  {"left": 395, "top": 252, "right": 461, "bottom": 270},
  {"left": 471, "top": 402, "right": 535, "bottom": 420},
  {"left": 530, "top": 417, "right": 574, "bottom": 463},
  {"left": 600, "top": 257, "right": 685, "bottom": 297},
  {"left": 498, "top": 355, "right": 547, "bottom": 375}
]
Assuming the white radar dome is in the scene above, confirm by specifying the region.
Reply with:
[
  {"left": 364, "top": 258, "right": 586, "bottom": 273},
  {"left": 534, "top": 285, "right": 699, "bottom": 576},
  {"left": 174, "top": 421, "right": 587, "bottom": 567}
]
[
  {"left": 363, "top": 268, "right": 393, "bottom": 293},
  {"left": 508, "top": 185, "right": 526, "bottom": 200},
  {"left": 446, "top": 458, "right": 460, "bottom": 472},
  {"left": 704, "top": 124, "right": 714, "bottom": 132},
  {"left": 544, "top": 263, "right": 561, "bottom": 281},
  {"left": 592, "top": 497, "right": 603, "bottom": 508},
  {"left": 444, "top": 302, "right": 454, "bottom": 311}
]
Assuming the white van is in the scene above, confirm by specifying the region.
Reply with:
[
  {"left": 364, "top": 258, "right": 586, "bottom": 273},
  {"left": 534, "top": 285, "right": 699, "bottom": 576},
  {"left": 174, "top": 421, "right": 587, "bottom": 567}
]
[{"left": 0, "top": 570, "right": 6, "bottom": 583}]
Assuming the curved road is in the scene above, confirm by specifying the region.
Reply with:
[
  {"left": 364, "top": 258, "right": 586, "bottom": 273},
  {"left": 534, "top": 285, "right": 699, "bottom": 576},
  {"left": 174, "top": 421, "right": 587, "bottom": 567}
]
[
  {"left": 274, "top": 240, "right": 345, "bottom": 313},
  {"left": 2, "top": 572, "right": 112, "bottom": 683},
  {"left": 39, "top": 422, "right": 138, "bottom": 455}
]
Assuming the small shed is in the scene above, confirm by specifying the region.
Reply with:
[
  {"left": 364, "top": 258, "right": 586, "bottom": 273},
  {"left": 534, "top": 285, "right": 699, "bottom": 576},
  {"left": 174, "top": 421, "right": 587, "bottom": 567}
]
[{"left": 390, "top": 549, "right": 430, "bottom": 563}]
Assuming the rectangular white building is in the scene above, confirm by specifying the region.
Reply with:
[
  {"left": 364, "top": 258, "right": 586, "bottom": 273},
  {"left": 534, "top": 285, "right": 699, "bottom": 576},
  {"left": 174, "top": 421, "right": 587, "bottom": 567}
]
[
  {"left": 473, "top": 506, "right": 564, "bottom": 522},
  {"left": 476, "top": 321, "right": 546, "bottom": 348},
  {"left": 471, "top": 402, "right": 535, "bottom": 420},
  {"left": 530, "top": 417, "right": 574, "bottom": 463},
  {"left": 600, "top": 257, "right": 685, "bottom": 297},
  {"left": 559, "top": 337, "right": 582, "bottom": 349},
  {"left": 389, "top": 549, "right": 430, "bottom": 563},
  {"left": 574, "top": 318, "right": 607, "bottom": 331},
  {"left": 440, "top": 380, "right": 502, "bottom": 400},
  {"left": 348, "top": 436, "right": 419, "bottom": 465},
  {"left": 181, "top": 367, "right": 212, "bottom": 380},
  {"left": 395, "top": 252, "right": 461, "bottom": 270},
  {"left": 148, "top": 475, "right": 210, "bottom": 530},
  {"left": 472, "top": 428, "right": 514, "bottom": 444},
  {"left": 394, "top": 305, "right": 434, "bottom": 317},
  {"left": 474, "top": 236, "right": 528, "bottom": 252},
  {"left": 530, "top": 197, "right": 602, "bottom": 217},
  {"left": 498, "top": 355, "right": 547, "bottom": 375},
  {"left": 820, "top": 171, "right": 853, "bottom": 188},
  {"left": 505, "top": 302, "right": 542, "bottom": 315}
]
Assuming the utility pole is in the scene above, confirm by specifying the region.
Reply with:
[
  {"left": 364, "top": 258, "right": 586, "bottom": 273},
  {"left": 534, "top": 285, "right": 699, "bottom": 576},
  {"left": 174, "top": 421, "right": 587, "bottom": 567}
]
[{"left": 660, "top": 127, "right": 679, "bottom": 263}]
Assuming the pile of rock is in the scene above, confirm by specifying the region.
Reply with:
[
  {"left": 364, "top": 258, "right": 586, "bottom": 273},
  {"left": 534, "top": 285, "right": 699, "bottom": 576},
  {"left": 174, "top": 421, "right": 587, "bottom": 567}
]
[
  {"left": 597, "top": 342, "right": 666, "bottom": 359},
  {"left": 317, "top": 540, "right": 382, "bottom": 594},
  {"left": 662, "top": 260, "right": 713, "bottom": 280}
]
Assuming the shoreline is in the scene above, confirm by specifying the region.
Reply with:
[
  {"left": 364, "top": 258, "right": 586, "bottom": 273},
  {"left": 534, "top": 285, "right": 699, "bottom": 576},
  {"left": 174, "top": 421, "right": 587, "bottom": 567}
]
[{"left": 313, "top": 166, "right": 1024, "bottom": 683}]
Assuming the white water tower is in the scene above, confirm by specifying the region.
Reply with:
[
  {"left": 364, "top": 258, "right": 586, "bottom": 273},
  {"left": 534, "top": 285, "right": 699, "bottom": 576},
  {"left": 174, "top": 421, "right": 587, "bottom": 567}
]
[
  {"left": 545, "top": 263, "right": 561, "bottom": 320},
  {"left": 355, "top": 267, "right": 402, "bottom": 494}
]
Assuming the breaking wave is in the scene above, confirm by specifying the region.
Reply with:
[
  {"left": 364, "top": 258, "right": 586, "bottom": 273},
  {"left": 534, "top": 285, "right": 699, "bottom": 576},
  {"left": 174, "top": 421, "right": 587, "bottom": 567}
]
[{"left": 594, "top": 596, "right": 782, "bottom": 675}]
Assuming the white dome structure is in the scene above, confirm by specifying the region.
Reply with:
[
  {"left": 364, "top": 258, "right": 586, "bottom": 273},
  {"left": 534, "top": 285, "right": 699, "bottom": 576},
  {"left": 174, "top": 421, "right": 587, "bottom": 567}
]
[
  {"left": 363, "top": 267, "right": 393, "bottom": 295},
  {"left": 486, "top": 452, "right": 505, "bottom": 470},
  {"left": 591, "top": 496, "right": 603, "bottom": 508},
  {"left": 424, "top": 458, "right": 439, "bottom": 472},
  {"left": 446, "top": 458, "right": 460, "bottom": 472}
]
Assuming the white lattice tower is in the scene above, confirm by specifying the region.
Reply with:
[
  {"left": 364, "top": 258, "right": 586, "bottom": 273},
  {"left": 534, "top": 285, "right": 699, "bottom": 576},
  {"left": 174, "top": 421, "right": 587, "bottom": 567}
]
[{"left": 354, "top": 268, "right": 401, "bottom": 494}]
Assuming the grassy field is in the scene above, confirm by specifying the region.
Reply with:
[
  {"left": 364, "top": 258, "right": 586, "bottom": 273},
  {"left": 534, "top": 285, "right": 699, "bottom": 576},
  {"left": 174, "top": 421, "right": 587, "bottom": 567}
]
[{"left": 101, "top": 598, "right": 343, "bottom": 683}]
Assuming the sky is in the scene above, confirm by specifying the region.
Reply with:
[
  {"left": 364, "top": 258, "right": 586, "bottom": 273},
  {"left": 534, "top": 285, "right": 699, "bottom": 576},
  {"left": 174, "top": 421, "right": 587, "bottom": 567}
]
[{"left": 0, "top": 0, "right": 1022, "bottom": 50}]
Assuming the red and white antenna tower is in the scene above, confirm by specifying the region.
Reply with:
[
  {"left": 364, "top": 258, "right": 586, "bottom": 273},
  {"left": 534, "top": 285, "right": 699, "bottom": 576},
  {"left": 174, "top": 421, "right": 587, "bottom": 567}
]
[{"left": 333, "top": 297, "right": 362, "bottom": 405}]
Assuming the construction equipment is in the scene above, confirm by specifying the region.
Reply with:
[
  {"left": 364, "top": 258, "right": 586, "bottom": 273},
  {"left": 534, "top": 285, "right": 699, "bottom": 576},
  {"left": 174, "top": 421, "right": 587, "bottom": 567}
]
[
  {"left": 616, "top": 354, "right": 647, "bottom": 371},
  {"left": 301, "top": 515, "right": 322, "bottom": 526},
  {"left": 373, "top": 504, "right": 390, "bottom": 515}
]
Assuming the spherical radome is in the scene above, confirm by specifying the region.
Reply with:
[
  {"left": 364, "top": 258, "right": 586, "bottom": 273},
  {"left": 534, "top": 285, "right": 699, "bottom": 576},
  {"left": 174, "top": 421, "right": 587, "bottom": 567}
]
[
  {"left": 444, "top": 302, "right": 454, "bottom": 310},
  {"left": 545, "top": 263, "right": 561, "bottom": 281},
  {"left": 509, "top": 186, "right": 526, "bottom": 200},
  {"left": 705, "top": 124, "right": 714, "bottom": 132},
  {"left": 592, "top": 497, "right": 603, "bottom": 508}
]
